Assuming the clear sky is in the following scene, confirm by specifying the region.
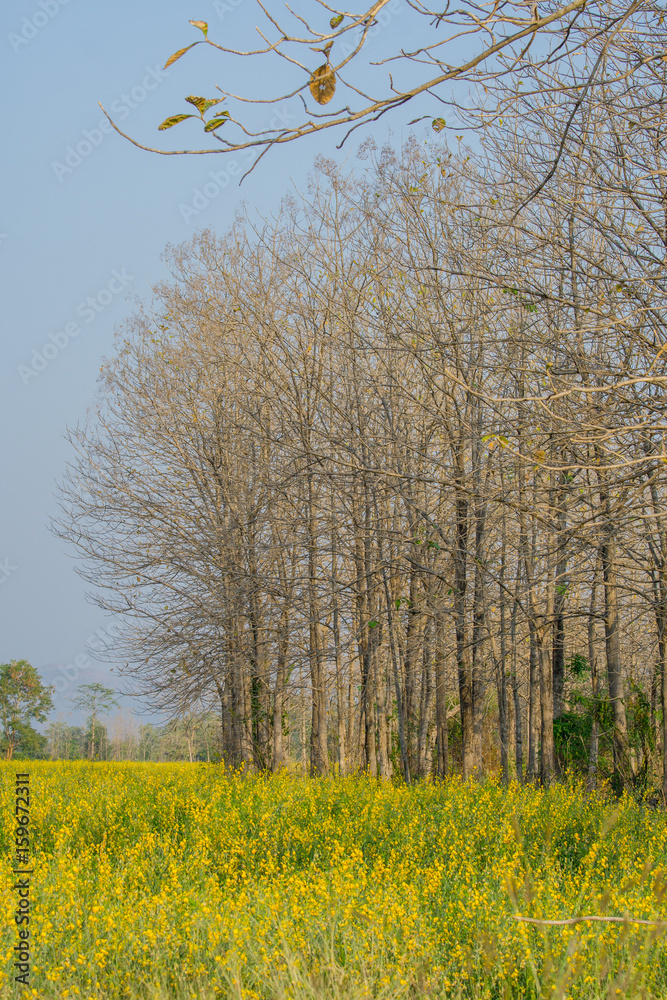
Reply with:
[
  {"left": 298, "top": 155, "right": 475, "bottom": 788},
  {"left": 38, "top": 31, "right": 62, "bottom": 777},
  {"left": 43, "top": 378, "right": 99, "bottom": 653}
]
[{"left": 0, "top": 0, "right": 442, "bottom": 729}]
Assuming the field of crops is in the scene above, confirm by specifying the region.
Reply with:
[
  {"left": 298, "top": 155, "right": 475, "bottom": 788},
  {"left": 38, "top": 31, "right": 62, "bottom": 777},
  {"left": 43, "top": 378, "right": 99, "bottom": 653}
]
[{"left": 1, "top": 763, "right": 666, "bottom": 999}]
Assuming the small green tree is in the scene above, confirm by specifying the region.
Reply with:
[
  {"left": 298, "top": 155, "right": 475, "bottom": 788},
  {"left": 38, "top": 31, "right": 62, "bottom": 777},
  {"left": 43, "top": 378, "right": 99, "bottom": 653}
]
[
  {"left": 0, "top": 660, "right": 54, "bottom": 760},
  {"left": 71, "top": 683, "right": 119, "bottom": 760},
  {"left": 13, "top": 724, "right": 48, "bottom": 760}
]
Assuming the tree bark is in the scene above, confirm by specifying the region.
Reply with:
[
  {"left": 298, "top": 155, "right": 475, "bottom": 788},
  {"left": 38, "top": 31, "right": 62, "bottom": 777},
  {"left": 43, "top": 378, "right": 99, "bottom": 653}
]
[
  {"left": 454, "top": 480, "right": 475, "bottom": 779},
  {"left": 598, "top": 474, "right": 632, "bottom": 789},
  {"left": 587, "top": 561, "right": 599, "bottom": 792},
  {"left": 434, "top": 608, "right": 448, "bottom": 779},
  {"left": 552, "top": 473, "right": 568, "bottom": 720}
]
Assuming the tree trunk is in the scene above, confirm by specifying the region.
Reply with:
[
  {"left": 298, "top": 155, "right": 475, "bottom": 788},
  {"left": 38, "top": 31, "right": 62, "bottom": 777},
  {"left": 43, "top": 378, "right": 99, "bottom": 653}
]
[
  {"left": 272, "top": 620, "right": 289, "bottom": 772},
  {"left": 527, "top": 623, "right": 539, "bottom": 782},
  {"left": 599, "top": 505, "right": 631, "bottom": 788},
  {"left": 434, "top": 608, "right": 448, "bottom": 779},
  {"left": 497, "top": 529, "right": 510, "bottom": 784},
  {"left": 376, "top": 637, "right": 391, "bottom": 779},
  {"left": 552, "top": 474, "right": 568, "bottom": 720},
  {"left": 471, "top": 487, "right": 488, "bottom": 776},
  {"left": 404, "top": 570, "right": 421, "bottom": 775},
  {"left": 587, "top": 563, "right": 599, "bottom": 792},
  {"left": 380, "top": 563, "right": 410, "bottom": 783},
  {"left": 539, "top": 621, "right": 555, "bottom": 787},
  {"left": 308, "top": 474, "right": 329, "bottom": 776},
  {"left": 655, "top": 557, "right": 667, "bottom": 805},
  {"left": 539, "top": 465, "right": 556, "bottom": 788},
  {"left": 510, "top": 567, "right": 524, "bottom": 783},
  {"left": 417, "top": 618, "right": 433, "bottom": 777},
  {"left": 331, "top": 526, "right": 347, "bottom": 775},
  {"left": 454, "top": 485, "right": 475, "bottom": 779}
]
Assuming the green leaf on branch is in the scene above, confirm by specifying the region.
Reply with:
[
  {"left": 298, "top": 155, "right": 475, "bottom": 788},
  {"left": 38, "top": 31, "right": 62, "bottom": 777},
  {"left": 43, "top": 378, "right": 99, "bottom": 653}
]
[
  {"left": 567, "top": 653, "right": 589, "bottom": 677},
  {"left": 202, "top": 98, "right": 226, "bottom": 113},
  {"left": 432, "top": 118, "right": 446, "bottom": 132},
  {"left": 189, "top": 20, "right": 209, "bottom": 37},
  {"left": 158, "top": 114, "right": 196, "bottom": 130},
  {"left": 204, "top": 113, "right": 230, "bottom": 131},
  {"left": 164, "top": 43, "right": 197, "bottom": 69},
  {"left": 185, "top": 95, "right": 208, "bottom": 113},
  {"left": 482, "top": 433, "right": 509, "bottom": 449},
  {"left": 330, "top": 14, "right": 344, "bottom": 28}
]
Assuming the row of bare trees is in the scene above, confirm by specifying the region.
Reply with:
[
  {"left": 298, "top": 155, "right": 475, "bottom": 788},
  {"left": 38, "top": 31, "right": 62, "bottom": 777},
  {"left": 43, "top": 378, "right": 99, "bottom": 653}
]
[{"left": 58, "top": 49, "right": 667, "bottom": 796}]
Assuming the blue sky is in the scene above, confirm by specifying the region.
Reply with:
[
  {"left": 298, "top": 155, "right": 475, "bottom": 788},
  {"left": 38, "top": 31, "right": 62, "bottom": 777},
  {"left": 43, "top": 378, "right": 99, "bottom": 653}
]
[{"left": 0, "top": 0, "right": 443, "bottom": 730}]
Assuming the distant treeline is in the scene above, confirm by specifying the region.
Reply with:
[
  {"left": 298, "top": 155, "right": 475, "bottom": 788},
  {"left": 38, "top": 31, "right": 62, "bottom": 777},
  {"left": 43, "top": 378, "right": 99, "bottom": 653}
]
[{"left": 41, "top": 714, "right": 221, "bottom": 763}]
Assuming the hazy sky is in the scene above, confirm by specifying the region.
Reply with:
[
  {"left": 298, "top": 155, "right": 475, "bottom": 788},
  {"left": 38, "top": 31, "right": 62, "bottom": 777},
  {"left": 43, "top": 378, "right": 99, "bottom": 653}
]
[{"left": 0, "top": 0, "right": 441, "bottom": 729}]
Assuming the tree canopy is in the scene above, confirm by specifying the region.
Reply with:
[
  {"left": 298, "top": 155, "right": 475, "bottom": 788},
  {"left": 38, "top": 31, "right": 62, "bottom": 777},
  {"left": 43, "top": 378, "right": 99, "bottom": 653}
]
[
  {"left": 0, "top": 660, "right": 53, "bottom": 760},
  {"left": 72, "top": 683, "right": 119, "bottom": 760}
]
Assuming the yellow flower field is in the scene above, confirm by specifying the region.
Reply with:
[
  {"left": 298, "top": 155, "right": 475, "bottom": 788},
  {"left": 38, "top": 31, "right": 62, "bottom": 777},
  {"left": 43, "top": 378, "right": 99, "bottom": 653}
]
[{"left": 1, "top": 763, "right": 666, "bottom": 999}]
